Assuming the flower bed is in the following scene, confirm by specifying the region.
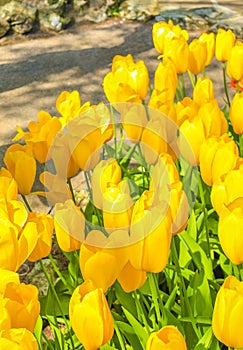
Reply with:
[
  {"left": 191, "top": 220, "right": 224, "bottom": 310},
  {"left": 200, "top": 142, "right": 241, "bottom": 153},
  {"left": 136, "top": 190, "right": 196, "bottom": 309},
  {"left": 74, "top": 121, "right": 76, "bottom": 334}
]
[{"left": 0, "top": 20, "right": 243, "bottom": 350}]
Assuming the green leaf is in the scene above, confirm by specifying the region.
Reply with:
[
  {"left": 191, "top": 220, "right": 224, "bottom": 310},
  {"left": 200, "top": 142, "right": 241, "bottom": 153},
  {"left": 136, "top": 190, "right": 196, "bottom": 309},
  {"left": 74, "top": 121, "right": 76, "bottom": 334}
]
[
  {"left": 122, "top": 307, "right": 149, "bottom": 347},
  {"left": 115, "top": 282, "right": 137, "bottom": 318},
  {"left": 34, "top": 315, "right": 44, "bottom": 350},
  {"left": 116, "top": 321, "right": 144, "bottom": 350}
]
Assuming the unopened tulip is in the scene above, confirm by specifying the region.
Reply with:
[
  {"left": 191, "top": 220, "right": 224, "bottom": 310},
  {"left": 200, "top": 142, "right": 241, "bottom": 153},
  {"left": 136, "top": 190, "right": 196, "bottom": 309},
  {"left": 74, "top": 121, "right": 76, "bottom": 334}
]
[
  {"left": 227, "top": 41, "right": 243, "bottom": 82},
  {"left": 154, "top": 58, "right": 178, "bottom": 96},
  {"left": 146, "top": 325, "right": 187, "bottom": 350},
  {"left": 188, "top": 38, "right": 207, "bottom": 75},
  {"left": 199, "top": 32, "right": 215, "bottom": 66},
  {"left": 0, "top": 328, "right": 38, "bottom": 350},
  {"left": 3, "top": 282, "right": 40, "bottom": 332},
  {"left": 175, "top": 97, "right": 199, "bottom": 126},
  {"left": 4, "top": 144, "right": 36, "bottom": 195},
  {"left": 200, "top": 134, "right": 239, "bottom": 186},
  {"left": 163, "top": 36, "right": 189, "bottom": 74},
  {"left": 193, "top": 77, "right": 214, "bottom": 106},
  {"left": 54, "top": 199, "right": 85, "bottom": 252},
  {"left": 117, "top": 261, "right": 146, "bottom": 293},
  {"left": 215, "top": 28, "right": 236, "bottom": 62},
  {"left": 212, "top": 276, "right": 243, "bottom": 348},
  {"left": 120, "top": 103, "right": 148, "bottom": 142},
  {"left": 230, "top": 91, "right": 243, "bottom": 134},
  {"left": 69, "top": 280, "right": 114, "bottom": 350}
]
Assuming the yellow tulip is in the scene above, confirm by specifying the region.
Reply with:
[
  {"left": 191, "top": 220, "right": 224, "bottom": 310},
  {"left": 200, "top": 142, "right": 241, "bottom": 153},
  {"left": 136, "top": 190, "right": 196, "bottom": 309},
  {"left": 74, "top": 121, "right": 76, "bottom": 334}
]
[
  {"left": 227, "top": 41, "right": 243, "bottom": 82},
  {"left": 230, "top": 91, "right": 243, "bottom": 134},
  {"left": 0, "top": 295, "right": 11, "bottom": 331},
  {"left": 146, "top": 325, "right": 187, "bottom": 350},
  {"left": 0, "top": 168, "right": 18, "bottom": 201},
  {"left": 0, "top": 328, "right": 38, "bottom": 350},
  {"left": 212, "top": 276, "right": 243, "bottom": 348},
  {"left": 79, "top": 230, "right": 128, "bottom": 292},
  {"left": 154, "top": 57, "right": 178, "bottom": 96},
  {"left": 4, "top": 144, "right": 36, "bottom": 195},
  {"left": 67, "top": 103, "right": 113, "bottom": 171},
  {"left": 117, "top": 261, "right": 146, "bottom": 293},
  {"left": 211, "top": 168, "right": 243, "bottom": 216},
  {"left": 0, "top": 269, "right": 19, "bottom": 294},
  {"left": 27, "top": 212, "right": 54, "bottom": 262},
  {"left": 91, "top": 158, "right": 122, "bottom": 210},
  {"left": 188, "top": 38, "right": 207, "bottom": 75},
  {"left": 197, "top": 100, "right": 228, "bottom": 136},
  {"left": 13, "top": 110, "right": 62, "bottom": 163},
  {"left": 69, "top": 280, "right": 114, "bottom": 350},
  {"left": 120, "top": 103, "right": 148, "bottom": 142},
  {"left": 175, "top": 97, "right": 199, "bottom": 126},
  {"left": 39, "top": 171, "right": 72, "bottom": 205},
  {"left": 170, "top": 182, "right": 189, "bottom": 235},
  {"left": 163, "top": 36, "right": 189, "bottom": 74},
  {"left": 199, "top": 32, "right": 215, "bottom": 66},
  {"left": 152, "top": 20, "right": 188, "bottom": 54},
  {"left": 56, "top": 90, "right": 91, "bottom": 126},
  {"left": 54, "top": 199, "right": 85, "bottom": 252},
  {"left": 129, "top": 190, "right": 172, "bottom": 272},
  {"left": 218, "top": 208, "right": 243, "bottom": 265},
  {"left": 3, "top": 282, "right": 40, "bottom": 332},
  {"left": 149, "top": 93, "right": 177, "bottom": 124},
  {"left": 192, "top": 77, "right": 214, "bottom": 106},
  {"left": 103, "top": 54, "right": 149, "bottom": 103},
  {"left": 215, "top": 28, "right": 236, "bottom": 62},
  {"left": 103, "top": 181, "right": 133, "bottom": 233},
  {"left": 199, "top": 134, "right": 239, "bottom": 186}
]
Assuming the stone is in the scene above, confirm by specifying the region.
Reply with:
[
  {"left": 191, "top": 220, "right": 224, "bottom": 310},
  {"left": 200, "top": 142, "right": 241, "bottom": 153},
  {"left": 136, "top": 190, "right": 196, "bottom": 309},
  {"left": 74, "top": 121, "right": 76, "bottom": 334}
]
[
  {"left": 0, "top": 17, "right": 10, "bottom": 38},
  {"left": 0, "top": 0, "right": 37, "bottom": 34},
  {"left": 38, "top": 0, "right": 73, "bottom": 31},
  {"left": 120, "top": 0, "right": 159, "bottom": 21}
]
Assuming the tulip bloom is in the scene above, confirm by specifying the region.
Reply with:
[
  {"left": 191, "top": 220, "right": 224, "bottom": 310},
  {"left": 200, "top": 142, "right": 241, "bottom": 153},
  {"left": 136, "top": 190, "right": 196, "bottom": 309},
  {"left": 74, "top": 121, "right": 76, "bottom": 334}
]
[
  {"left": 79, "top": 230, "right": 129, "bottom": 292},
  {"left": 146, "top": 325, "right": 187, "bottom": 350},
  {"left": 54, "top": 199, "right": 85, "bottom": 252},
  {"left": 69, "top": 280, "right": 114, "bottom": 350},
  {"left": 192, "top": 77, "right": 214, "bottom": 106},
  {"left": 199, "top": 134, "right": 239, "bottom": 186},
  {"left": 154, "top": 58, "right": 178, "bottom": 97},
  {"left": 117, "top": 261, "right": 146, "bottom": 293},
  {"left": 175, "top": 97, "right": 199, "bottom": 126},
  {"left": 218, "top": 207, "right": 243, "bottom": 265},
  {"left": 199, "top": 32, "right": 215, "bottom": 66},
  {"left": 215, "top": 28, "right": 236, "bottom": 62},
  {"left": 0, "top": 269, "right": 20, "bottom": 294},
  {"left": 13, "top": 110, "right": 62, "bottom": 163},
  {"left": 0, "top": 168, "right": 18, "bottom": 201},
  {"left": 3, "top": 282, "right": 40, "bottom": 332},
  {"left": 0, "top": 328, "right": 38, "bottom": 350},
  {"left": 212, "top": 276, "right": 243, "bottom": 348},
  {"left": 227, "top": 41, "right": 243, "bottom": 82},
  {"left": 91, "top": 158, "right": 122, "bottom": 210},
  {"left": 103, "top": 54, "right": 149, "bottom": 103},
  {"left": 120, "top": 103, "right": 148, "bottom": 142},
  {"left": 211, "top": 168, "right": 243, "bottom": 216},
  {"left": 152, "top": 20, "right": 188, "bottom": 54},
  {"left": 56, "top": 90, "right": 91, "bottom": 126},
  {"left": 27, "top": 212, "right": 54, "bottom": 262},
  {"left": 229, "top": 91, "right": 243, "bottom": 134},
  {"left": 4, "top": 144, "right": 36, "bottom": 195},
  {"left": 188, "top": 38, "right": 207, "bottom": 75},
  {"left": 163, "top": 36, "right": 189, "bottom": 74}
]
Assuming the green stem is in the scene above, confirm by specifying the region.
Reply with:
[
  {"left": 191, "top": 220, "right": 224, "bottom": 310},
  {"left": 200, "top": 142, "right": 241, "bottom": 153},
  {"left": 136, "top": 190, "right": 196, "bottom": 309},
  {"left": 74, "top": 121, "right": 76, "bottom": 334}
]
[
  {"left": 239, "top": 134, "right": 243, "bottom": 158},
  {"left": 222, "top": 62, "right": 231, "bottom": 107},
  {"left": 198, "top": 173, "right": 211, "bottom": 259},
  {"left": 187, "top": 70, "right": 195, "bottom": 89},
  {"left": 21, "top": 194, "right": 32, "bottom": 212},
  {"left": 180, "top": 73, "right": 187, "bottom": 98},
  {"left": 148, "top": 273, "right": 162, "bottom": 327},
  {"left": 114, "top": 322, "right": 127, "bottom": 350},
  {"left": 133, "top": 290, "right": 150, "bottom": 334},
  {"left": 67, "top": 178, "right": 76, "bottom": 204},
  {"left": 110, "top": 104, "right": 117, "bottom": 159},
  {"left": 84, "top": 171, "right": 103, "bottom": 229},
  {"left": 49, "top": 254, "right": 71, "bottom": 290},
  {"left": 171, "top": 238, "right": 202, "bottom": 340},
  {"left": 39, "top": 260, "right": 75, "bottom": 350}
]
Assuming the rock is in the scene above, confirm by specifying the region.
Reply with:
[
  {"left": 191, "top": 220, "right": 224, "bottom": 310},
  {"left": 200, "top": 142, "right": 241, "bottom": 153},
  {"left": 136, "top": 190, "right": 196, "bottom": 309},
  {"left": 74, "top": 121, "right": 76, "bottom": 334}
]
[
  {"left": 82, "top": 0, "right": 113, "bottom": 23},
  {"left": 0, "top": 0, "right": 37, "bottom": 34},
  {"left": 38, "top": 0, "right": 73, "bottom": 31},
  {"left": 120, "top": 0, "right": 159, "bottom": 21},
  {"left": 0, "top": 17, "right": 10, "bottom": 37}
]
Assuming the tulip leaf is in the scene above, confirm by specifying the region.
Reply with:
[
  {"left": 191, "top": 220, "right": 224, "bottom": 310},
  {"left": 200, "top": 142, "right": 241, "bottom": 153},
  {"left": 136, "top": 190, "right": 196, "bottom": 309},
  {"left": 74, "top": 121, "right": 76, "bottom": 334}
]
[
  {"left": 194, "top": 327, "right": 218, "bottom": 350},
  {"left": 115, "top": 321, "right": 144, "bottom": 350},
  {"left": 115, "top": 282, "right": 138, "bottom": 318},
  {"left": 34, "top": 315, "right": 44, "bottom": 350},
  {"left": 122, "top": 307, "right": 149, "bottom": 347}
]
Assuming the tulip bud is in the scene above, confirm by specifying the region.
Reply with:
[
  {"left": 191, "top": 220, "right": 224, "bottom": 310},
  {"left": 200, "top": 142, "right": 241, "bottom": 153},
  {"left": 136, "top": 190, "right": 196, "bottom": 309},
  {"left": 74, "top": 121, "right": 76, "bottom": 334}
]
[
  {"left": 164, "top": 36, "right": 189, "bottom": 74},
  {"left": 193, "top": 77, "right": 214, "bottom": 106},
  {"left": 230, "top": 91, "right": 243, "bottom": 134},
  {"left": 0, "top": 328, "right": 38, "bottom": 350},
  {"left": 4, "top": 144, "right": 36, "bottom": 195},
  {"left": 188, "top": 38, "right": 207, "bottom": 75},
  {"left": 212, "top": 276, "right": 243, "bottom": 348},
  {"left": 215, "top": 28, "right": 236, "bottom": 62},
  {"left": 69, "top": 280, "right": 114, "bottom": 350},
  {"left": 199, "top": 32, "right": 215, "bottom": 66},
  {"left": 227, "top": 41, "right": 243, "bottom": 82},
  {"left": 146, "top": 325, "right": 187, "bottom": 350}
]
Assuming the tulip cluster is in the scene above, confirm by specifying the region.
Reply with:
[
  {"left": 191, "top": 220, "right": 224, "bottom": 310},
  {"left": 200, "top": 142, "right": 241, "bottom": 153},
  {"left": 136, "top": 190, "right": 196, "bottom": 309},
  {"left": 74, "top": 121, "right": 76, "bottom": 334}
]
[{"left": 1, "top": 17, "right": 243, "bottom": 350}]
